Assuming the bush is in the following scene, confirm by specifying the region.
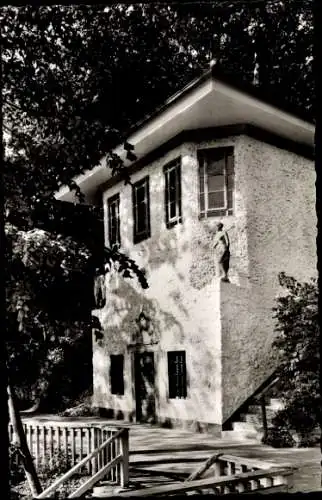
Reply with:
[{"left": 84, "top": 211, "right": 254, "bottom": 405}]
[
  {"left": 270, "top": 273, "right": 320, "bottom": 443},
  {"left": 37, "top": 450, "right": 72, "bottom": 480},
  {"left": 9, "top": 444, "right": 25, "bottom": 486},
  {"left": 262, "top": 427, "right": 295, "bottom": 448}
]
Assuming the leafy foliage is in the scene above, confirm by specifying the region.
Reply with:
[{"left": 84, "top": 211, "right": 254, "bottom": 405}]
[
  {"left": 262, "top": 427, "right": 296, "bottom": 448},
  {"left": 9, "top": 444, "right": 25, "bottom": 486},
  {"left": 270, "top": 273, "right": 320, "bottom": 443}
]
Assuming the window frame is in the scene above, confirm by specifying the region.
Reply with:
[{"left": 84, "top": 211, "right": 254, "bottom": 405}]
[
  {"left": 198, "top": 146, "right": 234, "bottom": 218},
  {"left": 107, "top": 193, "right": 121, "bottom": 248},
  {"left": 110, "top": 354, "right": 125, "bottom": 396},
  {"left": 167, "top": 350, "right": 187, "bottom": 399},
  {"left": 163, "top": 157, "right": 182, "bottom": 229},
  {"left": 132, "top": 176, "right": 151, "bottom": 244}
]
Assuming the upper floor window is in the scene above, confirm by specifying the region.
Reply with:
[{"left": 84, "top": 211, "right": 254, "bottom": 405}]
[
  {"left": 132, "top": 176, "right": 151, "bottom": 243},
  {"left": 167, "top": 350, "right": 187, "bottom": 399},
  {"left": 108, "top": 194, "right": 121, "bottom": 247},
  {"left": 164, "top": 158, "right": 182, "bottom": 228},
  {"left": 198, "top": 147, "right": 234, "bottom": 217}
]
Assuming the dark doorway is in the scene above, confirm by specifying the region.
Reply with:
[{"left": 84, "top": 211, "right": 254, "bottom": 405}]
[{"left": 134, "top": 352, "right": 156, "bottom": 423}]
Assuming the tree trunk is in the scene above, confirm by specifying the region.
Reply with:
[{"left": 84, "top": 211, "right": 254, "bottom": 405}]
[
  {"left": 313, "top": 0, "right": 322, "bottom": 483},
  {"left": 8, "top": 384, "right": 42, "bottom": 496},
  {"left": 260, "top": 395, "right": 268, "bottom": 441}
]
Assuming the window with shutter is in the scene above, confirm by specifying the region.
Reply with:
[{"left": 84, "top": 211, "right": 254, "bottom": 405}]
[
  {"left": 167, "top": 351, "right": 187, "bottom": 399},
  {"left": 110, "top": 355, "right": 124, "bottom": 395}
]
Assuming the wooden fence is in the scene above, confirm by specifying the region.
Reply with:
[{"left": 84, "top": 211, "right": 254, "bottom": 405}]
[
  {"left": 35, "top": 427, "right": 129, "bottom": 498},
  {"left": 120, "top": 454, "right": 295, "bottom": 496},
  {"left": 9, "top": 420, "right": 128, "bottom": 479}
]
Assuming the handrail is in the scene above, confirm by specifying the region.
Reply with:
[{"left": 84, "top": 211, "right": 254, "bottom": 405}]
[
  {"left": 35, "top": 428, "right": 125, "bottom": 499},
  {"left": 68, "top": 455, "right": 122, "bottom": 498},
  {"left": 254, "top": 377, "right": 280, "bottom": 400},
  {"left": 119, "top": 466, "right": 294, "bottom": 497},
  {"left": 218, "top": 454, "right": 280, "bottom": 470}
]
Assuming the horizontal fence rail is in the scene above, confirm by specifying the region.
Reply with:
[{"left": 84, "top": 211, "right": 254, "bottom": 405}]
[
  {"left": 9, "top": 421, "right": 120, "bottom": 473},
  {"left": 120, "top": 467, "right": 294, "bottom": 496},
  {"left": 122, "top": 453, "right": 295, "bottom": 497},
  {"left": 9, "top": 421, "right": 129, "bottom": 497}
]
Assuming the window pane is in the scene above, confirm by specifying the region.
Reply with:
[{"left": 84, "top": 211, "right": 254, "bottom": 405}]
[
  {"left": 208, "top": 174, "right": 225, "bottom": 191},
  {"left": 199, "top": 169, "right": 205, "bottom": 193},
  {"left": 169, "top": 200, "right": 177, "bottom": 219},
  {"left": 133, "top": 177, "right": 150, "bottom": 242},
  {"left": 198, "top": 147, "right": 234, "bottom": 216},
  {"left": 109, "top": 203, "right": 115, "bottom": 219},
  {"left": 169, "top": 185, "right": 177, "bottom": 204},
  {"left": 227, "top": 174, "right": 234, "bottom": 191},
  {"left": 164, "top": 160, "right": 181, "bottom": 226},
  {"left": 226, "top": 150, "right": 234, "bottom": 175},
  {"left": 135, "top": 184, "right": 146, "bottom": 203},
  {"left": 207, "top": 154, "right": 225, "bottom": 176},
  {"left": 136, "top": 202, "right": 147, "bottom": 233},
  {"left": 200, "top": 193, "right": 205, "bottom": 212},
  {"left": 227, "top": 189, "right": 233, "bottom": 209},
  {"left": 108, "top": 195, "right": 120, "bottom": 246},
  {"left": 208, "top": 191, "right": 225, "bottom": 209},
  {"left": 207, "top": 160, "right": 224, "bottom": 176},
  {"left": 168, "top": 168, "right": 176, "bottom": 188}
]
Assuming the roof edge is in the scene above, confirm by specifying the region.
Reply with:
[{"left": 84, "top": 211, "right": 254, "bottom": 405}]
[{"left": 123, "top": 65, "right": 314, "bottom": 144}]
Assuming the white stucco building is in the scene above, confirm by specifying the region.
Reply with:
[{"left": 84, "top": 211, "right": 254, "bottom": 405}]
[{"left": 57, "top": 68, "right": 316, "bottom": 435}]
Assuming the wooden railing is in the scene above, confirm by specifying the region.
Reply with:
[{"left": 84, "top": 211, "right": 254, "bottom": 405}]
[
  {"left": 120, "top": 467, "right": 293, "bottom": 496},
  {"left": 121, "top": 454, "right": 295, "bottom": 497},
  {"left": 34, "top": 427, "right": 129, "bottom": 498},
  {"left": 9, "top": 421, "right": 124, "bottom": 474},
  {"left": 9, "top": 421, "right": 129, "bottom": 497}
]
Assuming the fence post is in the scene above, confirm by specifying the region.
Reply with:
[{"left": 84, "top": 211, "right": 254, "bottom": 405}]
[{"left": 120, "top": 428, "right": 129, "bottom": 488}]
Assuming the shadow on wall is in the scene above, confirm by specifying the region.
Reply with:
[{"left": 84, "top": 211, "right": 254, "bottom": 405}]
[{"left": 95, "top": 274, "right": 186, "bottom": 352}]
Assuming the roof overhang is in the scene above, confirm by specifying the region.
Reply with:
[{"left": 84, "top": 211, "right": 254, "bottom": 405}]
[{"left": 56, "top": 69, "right": 315, "bottom": 203}]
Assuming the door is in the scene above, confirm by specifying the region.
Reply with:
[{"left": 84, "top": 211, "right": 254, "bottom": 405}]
[{"left": 134, "top": 352, "right": 156, "bottom": 423}]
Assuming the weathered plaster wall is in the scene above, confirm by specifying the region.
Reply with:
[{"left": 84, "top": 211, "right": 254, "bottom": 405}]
[
  {"left": 238, "top": 135, "right": 316, "bottom": 287},
  {"left": 93, "top": 133, "right": 316, "bottom": 429},
  {"left": 220, "top": 281, "right": 277, "bottom": 422},
  {"left": 220, "top": 136, "right": 316, "bottom": 422},
  {"left": 94, "top": 140, "right": 240, "bottom": 428}
]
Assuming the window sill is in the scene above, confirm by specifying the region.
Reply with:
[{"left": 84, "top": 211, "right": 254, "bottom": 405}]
[
  {"left": 199, "top": 211, "right": 233, "bottom": 220},
  {"left": 133, "top": 231, "right": 151, "bottom": 244},
  {"left": 166, "top": 217, "right": 183, "bottom": 229}
]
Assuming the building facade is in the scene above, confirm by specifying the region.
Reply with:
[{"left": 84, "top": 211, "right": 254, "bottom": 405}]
[{"left": 56, "top": 69, "right": 316, "bottom": 435}]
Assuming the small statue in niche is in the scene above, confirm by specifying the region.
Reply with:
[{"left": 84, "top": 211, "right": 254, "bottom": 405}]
[
  {"left": 213, "top": 222, "right": 230, "bottom": 282},
  {"left": 133, "top": 307, "right": 155, "bottom": 345}
]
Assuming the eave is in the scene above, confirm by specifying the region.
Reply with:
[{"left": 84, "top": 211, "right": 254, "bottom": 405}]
[{"left": 55, "top": 68, "right": 315, "bottom": 203}]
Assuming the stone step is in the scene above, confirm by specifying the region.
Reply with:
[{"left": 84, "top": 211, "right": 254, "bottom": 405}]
[
  {"left": 221, "top": 429, "right": 261, "bottom": 441},
  {"left": 269, "top": 398, "right": 284, "bottom": 410},
  {"left": 92, "top": 482, "right": 132, "bottom": 497},
  {"left": 240, "top": 413, "right": 275, "bottom": 426},
  {"left": 245, "top": 405, "right": 280, "bottom": 417},
  {"left": 232, "top": 421, "right": 262, "bottom": 433}
]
